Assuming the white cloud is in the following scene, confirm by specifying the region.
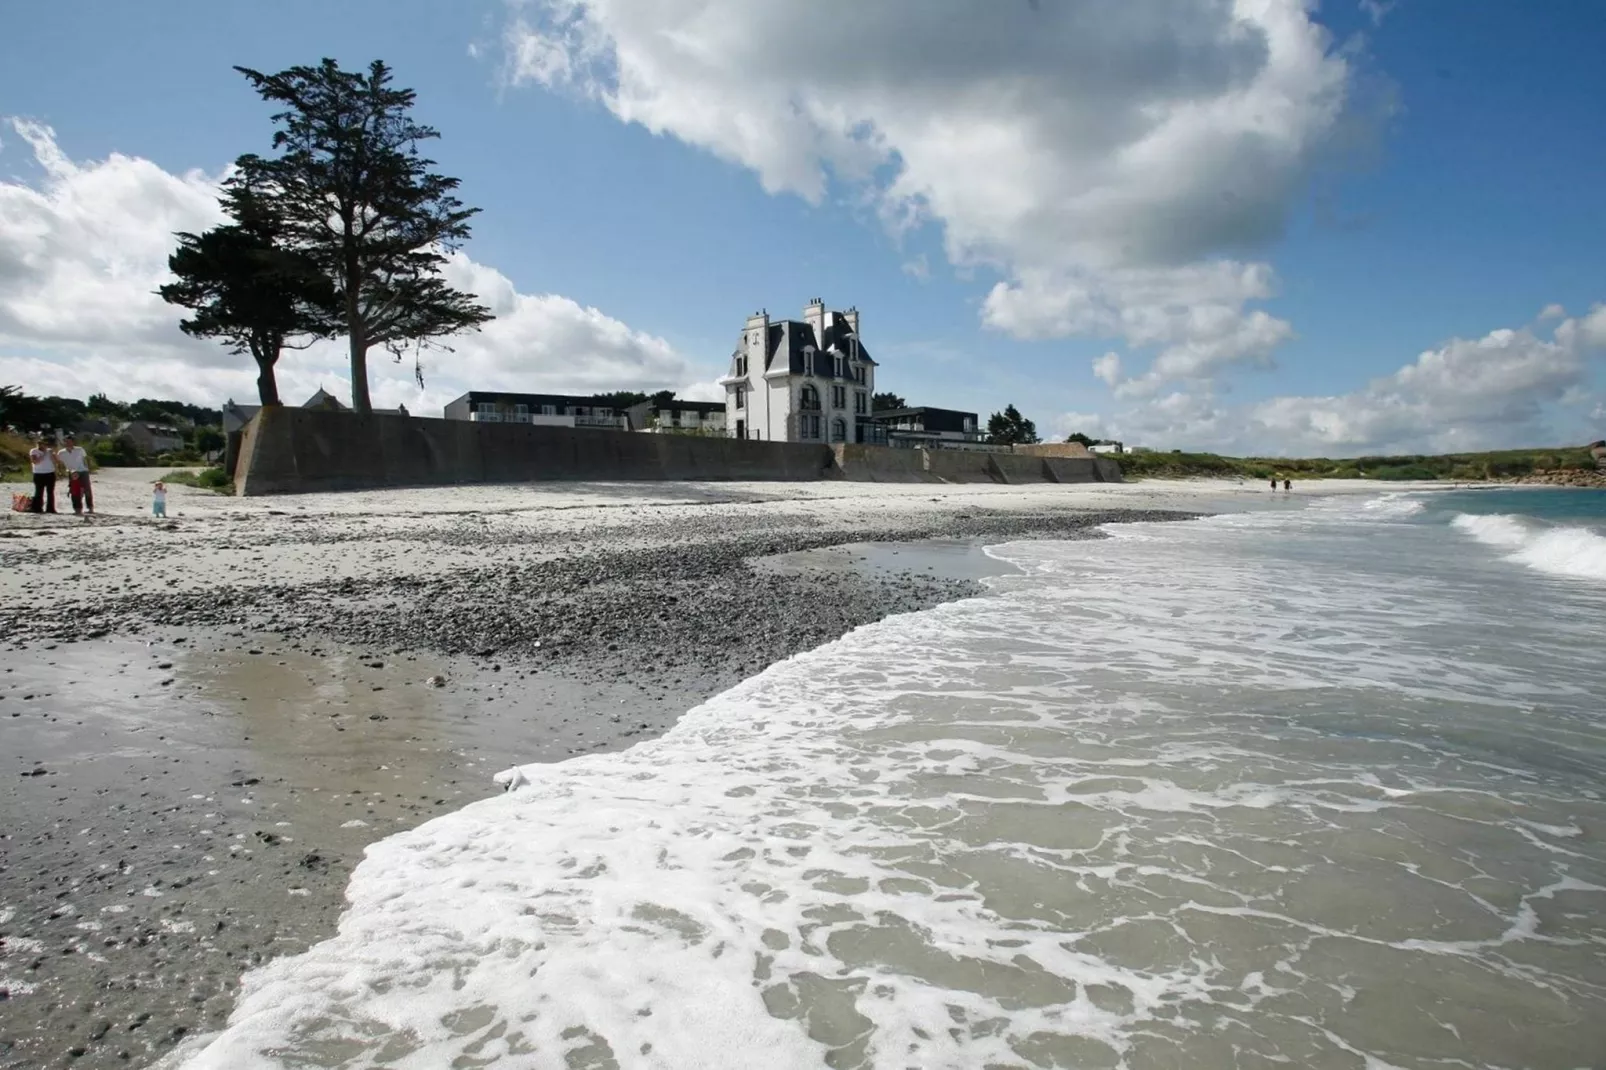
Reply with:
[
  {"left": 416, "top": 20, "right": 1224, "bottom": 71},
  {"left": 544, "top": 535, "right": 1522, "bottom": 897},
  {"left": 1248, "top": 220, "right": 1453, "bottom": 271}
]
[
  {"left": 1359, "top": 0, "right": 1396, "bottom": 28},
  {"left": 0, "top": 120, "right": 693, "bottom": 413},
  {"left": 676, "top": 379, "right": 725, "bottom": 403},
  {"left": 1051, "top": 410, "right": 1108, "bottom": 442},
  {"left": 1093, "top": 305, "right": 1606, "bottom": 455},
  {"left": 505, "top": 0, "right": 1351, "bottom": 392},
  {"left": 1092, "top": 351, "right": 1123, "bottom": 388},
  {"left": 900, "top": 254, "right": 930, "bottom": 282}
]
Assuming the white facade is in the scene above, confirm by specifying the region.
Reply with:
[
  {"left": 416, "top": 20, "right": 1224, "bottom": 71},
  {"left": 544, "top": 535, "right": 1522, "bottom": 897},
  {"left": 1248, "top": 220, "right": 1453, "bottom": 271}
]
[
  {"left": 1089, "top": 442, "right": 1125, "bottom": 455},
  {"left": 721, "top": 299, "right": 876, "bottom": 443},
  {"left": 469, "top": 411, "right": 577, "bottom": 428},
  {"left": 640, "top": 405, "right": 727, "bottom": 434}
]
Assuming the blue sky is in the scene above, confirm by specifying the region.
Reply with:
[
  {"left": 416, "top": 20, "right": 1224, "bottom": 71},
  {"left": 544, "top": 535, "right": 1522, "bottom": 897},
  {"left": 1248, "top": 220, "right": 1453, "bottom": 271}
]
[{"left": 1, "top": 0, "right": 1602, "bottom": 454}]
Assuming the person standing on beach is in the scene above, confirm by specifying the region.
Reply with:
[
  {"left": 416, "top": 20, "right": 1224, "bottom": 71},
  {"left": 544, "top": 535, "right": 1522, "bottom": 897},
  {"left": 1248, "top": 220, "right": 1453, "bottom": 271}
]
[
  {"left": 1270, "top": 477, "right": 1277, "bottom": 491},
  {"left": 56, "top": 435, "right": 92, "bottom": 515},
  {"left": 28, "top": 437, "right": 57, "bottom": 514},
  {"left": 151, "top": 480, "right": 167, "bottom": 518},
  {"left": 1284, "top": 479, "right": 1292, "bottom": 492}
]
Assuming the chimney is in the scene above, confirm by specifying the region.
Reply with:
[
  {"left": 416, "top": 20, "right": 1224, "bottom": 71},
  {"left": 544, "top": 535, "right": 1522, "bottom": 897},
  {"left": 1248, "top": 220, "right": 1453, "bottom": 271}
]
[
  {"left": 843, "top": 304, "right": 859, "bottom": 337},
  {"left": 804, "top": 297, "right": 827, "bottom": 346}
]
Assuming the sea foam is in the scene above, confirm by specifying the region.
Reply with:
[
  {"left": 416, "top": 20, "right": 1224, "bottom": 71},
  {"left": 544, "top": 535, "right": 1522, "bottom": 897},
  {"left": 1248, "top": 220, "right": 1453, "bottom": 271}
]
[
  {"left": 174, "top": 502, "right": 1606, "bottom": 1070},
  {"left": 1452, "top": 511, "right": 1606, "bottom": 581}
]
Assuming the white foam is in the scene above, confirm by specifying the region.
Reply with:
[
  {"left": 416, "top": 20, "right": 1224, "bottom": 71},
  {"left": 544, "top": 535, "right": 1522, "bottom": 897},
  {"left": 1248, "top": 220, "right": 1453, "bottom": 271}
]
[
  {"left": 1452, "top": 512, "right": 1606, "bottom": 581},
  {"left": 1358, "top": 493, "right": 1427, "bottom": 517},
  {"left": 176, "top": 503, "right": 1606, "bottom": 1070}
]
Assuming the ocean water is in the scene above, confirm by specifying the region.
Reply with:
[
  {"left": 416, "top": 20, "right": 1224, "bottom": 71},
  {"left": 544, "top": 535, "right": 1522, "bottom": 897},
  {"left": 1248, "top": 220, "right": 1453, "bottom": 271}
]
[
  {"left": 1434, "top": 487, "right": 1606, "bottom": 583},
  {"left": 173, "top": 492, "right": 1606, "bottom": 1070}
]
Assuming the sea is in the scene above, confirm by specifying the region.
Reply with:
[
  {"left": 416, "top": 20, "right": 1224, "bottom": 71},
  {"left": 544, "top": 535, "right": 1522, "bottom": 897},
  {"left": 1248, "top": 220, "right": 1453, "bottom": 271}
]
[{"left": 173, "top": 488, "right": 1606, "bottom": 1070}]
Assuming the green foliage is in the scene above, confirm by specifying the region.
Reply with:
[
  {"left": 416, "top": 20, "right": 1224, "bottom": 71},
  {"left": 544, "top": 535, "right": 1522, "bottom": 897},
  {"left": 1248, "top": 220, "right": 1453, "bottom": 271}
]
[
  {"left": 0, "top": 387, "right": 87, "bottom": 434},
  {"left": 86, "top": 393, "right": 128, "bottom": 421},
  {"left": 192, "top": 426, "right": 226, "bottom": 453},
  {"left": 1115, "top": 446, "right": 1599, "bottom": 481},
  {"left": 91, "top": 437, "right": 144, "bottom": 467},
  {"left": 162, "top": 467, "right": 234, "bottom": 493},
  {"left": 160, "top": 178, "right": 337, "bottom": 407},
  {"left": 871, "top": 392, "right": 907, "bottom": 412},
  {"left": 592, "top": 391, "right": 648, "bottom": 410},
  {"left": 649, "top": 389, "right": 677, "bottom": 408},
  {"left": 986, "top": 404, "right": 1040, "bottom": 445},
  {"left": 1064, "top": 432, "right": 1096, "bottom": 448},
  {"left": 1368, "top": 463, "right": 1439, "bottom": 481},
  {"left": 0, "top": 429, "right": 33, "bottom": 479},
  {"left": 233, "top": 58, "right": 493, "bottom": 410}
]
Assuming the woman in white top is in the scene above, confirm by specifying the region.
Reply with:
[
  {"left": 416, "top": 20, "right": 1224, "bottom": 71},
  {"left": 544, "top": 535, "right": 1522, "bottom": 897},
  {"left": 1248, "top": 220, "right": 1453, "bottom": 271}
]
[
  {"left": 56, "top": 434, "right": 92, "bottom": 515},
  {"left": 27, "top": 436, "right": 57, "bottom": 514}
]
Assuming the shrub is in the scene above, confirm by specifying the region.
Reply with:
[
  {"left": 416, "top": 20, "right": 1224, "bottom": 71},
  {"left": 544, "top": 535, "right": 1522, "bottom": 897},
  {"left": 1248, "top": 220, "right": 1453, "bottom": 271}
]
[
  {"left": 161, "top": 467, "right": 234, "bottom": 493},
  {"left": 91, "top": 437, "right": 144, "bottom": 467}
]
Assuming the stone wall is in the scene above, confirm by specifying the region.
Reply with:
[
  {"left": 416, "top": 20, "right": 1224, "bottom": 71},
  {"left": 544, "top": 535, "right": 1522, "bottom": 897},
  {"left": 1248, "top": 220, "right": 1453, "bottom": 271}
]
[
  {"left": 233, "top": 409, "right": 1122, "bottom": 495},
  {"left": 235, "top": 408, "right": 837, "bottom": 495}
]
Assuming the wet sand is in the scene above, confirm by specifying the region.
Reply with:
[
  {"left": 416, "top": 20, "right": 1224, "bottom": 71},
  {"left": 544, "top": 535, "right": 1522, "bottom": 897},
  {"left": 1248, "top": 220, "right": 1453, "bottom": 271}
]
[
  {"left": 0, "top": 471, "right": 1252, "bottom": 1068},
  {"left": 1, "top": 633, "right": 711, "bottom": 1069}
]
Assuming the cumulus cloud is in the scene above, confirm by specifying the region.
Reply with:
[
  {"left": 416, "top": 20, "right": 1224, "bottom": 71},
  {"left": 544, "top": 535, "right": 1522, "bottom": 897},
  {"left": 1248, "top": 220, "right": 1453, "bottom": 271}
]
[
  {"left": 1051, "top": 410, "right": 1108, "bottom": 442},
  {"left": 1091, "top": 304, "right": 1606, "bottom": 455},
  {"left": 505, "top": 0, "right": 1351, "bottom": 391},
  {"left": 1249, "top": 307, "right": 1606, "bottom": 453},
  {"left": 0, "top": 120, "right": 696, "bottom": 413},
  {"left": 1092, "top": 352, "right": 1123, "bottom": 388}
]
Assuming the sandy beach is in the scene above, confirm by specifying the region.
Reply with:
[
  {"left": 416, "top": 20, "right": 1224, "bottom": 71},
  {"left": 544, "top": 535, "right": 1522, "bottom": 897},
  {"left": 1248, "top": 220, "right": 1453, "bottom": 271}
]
[{"left": 0, "top": 470, "right": 1410, "bottom": 1069}]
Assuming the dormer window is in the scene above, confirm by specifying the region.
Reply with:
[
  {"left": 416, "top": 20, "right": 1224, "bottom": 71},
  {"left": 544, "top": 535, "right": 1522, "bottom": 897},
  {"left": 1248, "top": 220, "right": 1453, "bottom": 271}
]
[
  {"left": 834, "top": 354, "right": 844, "bottom": 378},
  {"left": 804, "top": 346, "right": 816, "bottom": 376}
]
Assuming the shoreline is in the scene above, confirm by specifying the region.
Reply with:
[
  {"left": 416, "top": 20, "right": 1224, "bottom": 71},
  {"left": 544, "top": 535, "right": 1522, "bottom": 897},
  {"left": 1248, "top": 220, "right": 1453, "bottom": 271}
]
[
  {"left": 2, "top": 474, "right": 1214, "bottom": 1070},
  {"left": 0, "top": 473, "right": 1410, "bottom": 1070}
]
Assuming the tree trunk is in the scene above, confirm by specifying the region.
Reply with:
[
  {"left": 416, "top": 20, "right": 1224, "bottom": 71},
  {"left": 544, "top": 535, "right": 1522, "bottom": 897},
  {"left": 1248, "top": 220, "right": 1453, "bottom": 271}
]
[
  {"left": 344, "top": 234, "right": 370, "bottom": 412},
  {"left": 251, "top": 336, "right": 282, "bottom": 407},
  {"left": 349, "top": 330, "right": 371, "bottom": 412}
]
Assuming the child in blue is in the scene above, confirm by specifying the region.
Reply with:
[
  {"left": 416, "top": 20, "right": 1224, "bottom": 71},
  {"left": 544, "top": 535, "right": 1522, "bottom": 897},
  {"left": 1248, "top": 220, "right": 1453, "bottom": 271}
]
[{"left": 152, "top": 480, "right": 167, "bottom": 518}]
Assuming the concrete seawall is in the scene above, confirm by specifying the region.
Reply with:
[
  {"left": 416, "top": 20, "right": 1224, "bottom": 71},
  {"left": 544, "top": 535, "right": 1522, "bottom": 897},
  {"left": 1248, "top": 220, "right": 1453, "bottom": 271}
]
[
  {"left": 830, "top": 444, "right": 941, "bottom": 482},
  {"left": 236, "top": 408, "right": 837, "bottom": 495},
  {"left": 235, "top": 409, "right": 1122, "bottom": 495},
  {"left": 836, "top": 444, "right": 1122, "bottom": 485}
]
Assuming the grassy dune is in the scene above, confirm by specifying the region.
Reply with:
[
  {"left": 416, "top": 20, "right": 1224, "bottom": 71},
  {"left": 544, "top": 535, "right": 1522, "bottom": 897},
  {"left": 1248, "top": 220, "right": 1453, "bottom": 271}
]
[{"left": 1117, "top": 446, "right": 1598, "bottom": 482}]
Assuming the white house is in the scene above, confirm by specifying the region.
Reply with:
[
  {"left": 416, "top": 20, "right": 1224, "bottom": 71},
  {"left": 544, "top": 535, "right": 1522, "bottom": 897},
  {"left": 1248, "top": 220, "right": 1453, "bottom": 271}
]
[
  {"left": 1089, "top": 441, "right": 1125, "bottom": 455},
  {"left": 443, "top": 392, "right": 627, "bottom": 429},
  {"left": 627, "top": 399, "right": 727, "bottom": 434},
  {"left": 720, "top": 298, "right": 876, "bottom": 443}
]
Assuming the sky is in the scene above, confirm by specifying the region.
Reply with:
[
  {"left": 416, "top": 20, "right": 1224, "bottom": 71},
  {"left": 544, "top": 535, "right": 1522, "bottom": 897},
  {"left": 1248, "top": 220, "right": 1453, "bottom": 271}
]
[{"left": 1, "top": 0, "right": 1603, "bottom": 456}]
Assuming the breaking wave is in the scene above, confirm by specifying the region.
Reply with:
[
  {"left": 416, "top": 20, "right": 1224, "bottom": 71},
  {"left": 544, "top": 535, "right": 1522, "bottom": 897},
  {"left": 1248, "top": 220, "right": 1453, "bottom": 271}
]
[{"left": 1451, "top": 512, "right": 1606, "bottom": 582}]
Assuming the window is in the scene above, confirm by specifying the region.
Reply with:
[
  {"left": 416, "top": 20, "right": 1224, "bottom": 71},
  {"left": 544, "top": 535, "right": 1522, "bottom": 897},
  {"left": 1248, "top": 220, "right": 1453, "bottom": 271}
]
[
  {"left": 804, "top": 346, "right": 815, "bottom": 376},
  {"left": 855, "top": 392, "right": 867, "bottom": 415},
  {"left": 541, "top": 404, "right": 556, "bottom": 416},
  {"left": 963, "top": 416, "right": 976, "bottom": 433},
  {"left": 834, "top": 354, "right": 844, "bottom": 378},
  {"left": 734, "top": 386, "right": 745, "bottom": 410},
  {"left": 831, "top": 418, "right": 847, "bottom": 443},
  {"left": 832, "top": 385, "right": 846, "bottom": 409},
  {"left": 854, "top": 365, "right": 865, "bottom": 384},
  {"left": 735, "top": 356, "right": 747, "bottom": 377},
  {"left": 801, "top": 413, "right": 822, "bottom": 439},
  {"left": 800, "top": 385, "right": 821, "bottom": 411},
  {"left": 514, "top": 404, "right": 528, "bottom": 416}
]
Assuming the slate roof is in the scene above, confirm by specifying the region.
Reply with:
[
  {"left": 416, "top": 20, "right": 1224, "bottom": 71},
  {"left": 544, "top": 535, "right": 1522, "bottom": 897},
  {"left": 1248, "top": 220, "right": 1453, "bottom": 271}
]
[
  {"left": 870, "top": 407, "right": 979, "bottom": 435},
  {"left": 758, "top": 312, "right": 875, "bottom": 377}
]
